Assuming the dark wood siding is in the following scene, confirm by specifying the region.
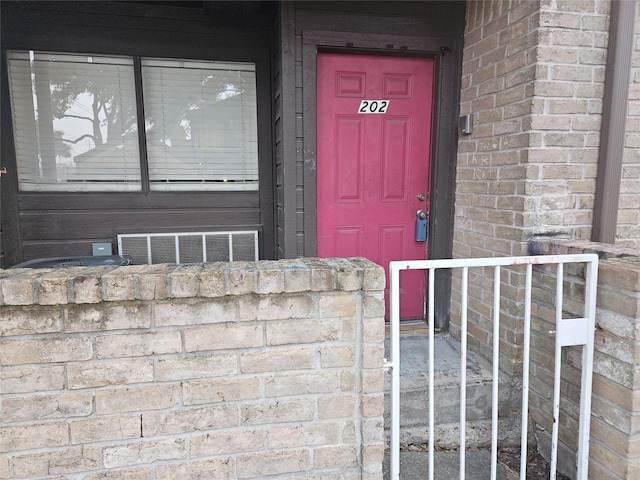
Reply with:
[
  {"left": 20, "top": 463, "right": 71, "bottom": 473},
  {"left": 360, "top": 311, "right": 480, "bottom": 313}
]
[
  {"left": 0, "top": 46, "right": 22, "bottom": 268},
  {"left": 269, "top": 4, "right": 298, "bottom": 259},
  {"left": 1, "top": 1, "right": 277, "bottom": 266}
]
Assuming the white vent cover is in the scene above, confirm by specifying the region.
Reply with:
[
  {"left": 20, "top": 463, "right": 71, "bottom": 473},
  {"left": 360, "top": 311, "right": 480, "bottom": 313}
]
[{"left": 117, "top": 231, "right": 259, "bottom": 265}]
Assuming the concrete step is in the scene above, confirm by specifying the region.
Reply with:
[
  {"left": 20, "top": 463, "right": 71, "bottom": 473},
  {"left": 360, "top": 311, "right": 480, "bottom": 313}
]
[
  {"left": 383, "top": 450, "right": 518, "bottom": 480},
  {"left": 384, "top": 334, "right": 522, "bottom": 448}
]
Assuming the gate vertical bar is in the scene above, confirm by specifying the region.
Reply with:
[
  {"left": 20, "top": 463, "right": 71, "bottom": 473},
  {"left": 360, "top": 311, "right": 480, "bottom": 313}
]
[
  {"left": 490, "top": 266, "right": 501, "bottom": 480},
  {"left": 550, "top": 263, "right": 564, "bottom": 478},
  {"left": 576, "top": 259, "right": 598, "bottom": 479},
  {"left": 428, "top": 268, "right": 436, "bottom": 480},
  {"left": 389, "top": 264, "right": 401, "bottom": 480},
  {"left": 459, "top": 267, "right": 469, "bottom": 479},
  {"left": 519, "top": 264, "right": 533, "bottom": 480}
]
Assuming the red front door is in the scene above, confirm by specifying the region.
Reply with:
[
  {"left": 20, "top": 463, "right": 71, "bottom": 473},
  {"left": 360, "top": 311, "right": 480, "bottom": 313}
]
[{"left": 317, "top": 52, "right": 434, "bottom": 320}]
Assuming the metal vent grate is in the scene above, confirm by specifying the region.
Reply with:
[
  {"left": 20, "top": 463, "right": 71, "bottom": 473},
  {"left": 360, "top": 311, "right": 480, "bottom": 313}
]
[{"left": 117, "top": 231, "right": 259, "bottom": 265}]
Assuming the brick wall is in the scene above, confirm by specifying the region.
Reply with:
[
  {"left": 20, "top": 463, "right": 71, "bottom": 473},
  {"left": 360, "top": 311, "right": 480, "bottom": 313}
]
[
  {"left": 456, "top": 0, "right": 634, "bottom": 255},
  {"left": 454, "top": 0, "right": 542, "bottom": 375},
  {"left": 457, "top": 0, "right": 541, "bottom": 261},
  {"left": 455, "top": 5, "right": 640, "bottom": 477},
  {"left": 452, "top": 0, "right": 638, "bottom": 376},
  {"left": 0, "top": 258, "right": 386, "bottom": 479},
  {"left": 529, "top": 239, "right": 640, "bottom": 480}
]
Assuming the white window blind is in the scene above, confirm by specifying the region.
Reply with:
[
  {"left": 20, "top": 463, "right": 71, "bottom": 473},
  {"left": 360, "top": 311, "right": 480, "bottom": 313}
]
[
  {"left": 141, "top": 59, "right": 259, "bottom": 191},
  {"left": 7, "top": 51, "right": 141, "bottom": 192}
]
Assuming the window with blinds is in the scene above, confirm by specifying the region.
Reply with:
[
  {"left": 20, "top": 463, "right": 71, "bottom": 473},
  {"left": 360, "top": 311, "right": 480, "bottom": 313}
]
[
  {"left": 7, "top": 52, "right": 141, "bottom": 192},
  {"left": 6, "top": 51, "right": 259, "bottom": 192},
  {"left": 142, "top": 59, "right": 258, "bottom": 191}
]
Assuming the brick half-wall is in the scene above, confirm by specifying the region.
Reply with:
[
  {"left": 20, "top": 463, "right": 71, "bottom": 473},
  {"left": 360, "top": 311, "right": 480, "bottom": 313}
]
[
  {"left": 0, "top": 258, "right": 386, "bottom": 480},
  {"left": 529, "top": 239, "right": 640, "bottom": 480}
]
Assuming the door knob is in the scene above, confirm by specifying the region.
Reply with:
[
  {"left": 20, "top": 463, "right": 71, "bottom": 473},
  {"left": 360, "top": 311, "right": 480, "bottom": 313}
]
[{"left": 416, "top": 210, "right": 427, "bottom": 220}]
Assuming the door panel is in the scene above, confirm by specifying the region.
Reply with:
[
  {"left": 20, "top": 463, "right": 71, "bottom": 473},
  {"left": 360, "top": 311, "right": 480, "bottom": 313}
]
[
  {"left": 381, "top": 117, "right": 410, "bottom": 200},
  {"left": 317, "top": 53, "right": 434, "bottom": 320},
  {"left": 335, "top": 117, "right": 364, "bottom": 201}
]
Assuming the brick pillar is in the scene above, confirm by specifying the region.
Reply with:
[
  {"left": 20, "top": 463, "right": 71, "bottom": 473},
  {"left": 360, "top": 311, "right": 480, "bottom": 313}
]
[{"left": 454, "top": 0, "right": 613, "bottom": 376}]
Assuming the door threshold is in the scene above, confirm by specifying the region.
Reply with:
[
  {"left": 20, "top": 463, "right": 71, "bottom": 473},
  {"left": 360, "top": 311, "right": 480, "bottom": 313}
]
[{"left": 385, "top": 319, "right": 428, "bottom": 336}]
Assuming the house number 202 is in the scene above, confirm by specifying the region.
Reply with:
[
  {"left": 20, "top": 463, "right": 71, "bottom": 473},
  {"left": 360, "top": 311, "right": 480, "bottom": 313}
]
[{"left": 358, "top": 100, "right": 390, "bottom": 114}]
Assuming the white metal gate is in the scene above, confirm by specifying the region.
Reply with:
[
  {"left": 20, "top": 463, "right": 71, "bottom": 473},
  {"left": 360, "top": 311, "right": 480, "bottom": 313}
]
[{"left": 386, "top": 254, "right": 599, "bottom": 479}]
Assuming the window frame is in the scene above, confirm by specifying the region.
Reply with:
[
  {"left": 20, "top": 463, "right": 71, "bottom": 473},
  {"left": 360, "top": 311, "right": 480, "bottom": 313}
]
[
  {"left": 7, "top": 51, "right": 261, "bottom": 193},
  {"left": 7, "top": 51, "right": 143, "bottom": 192},
  {"left": 141, "top": 57, "right": 260, "bottom": 192}
]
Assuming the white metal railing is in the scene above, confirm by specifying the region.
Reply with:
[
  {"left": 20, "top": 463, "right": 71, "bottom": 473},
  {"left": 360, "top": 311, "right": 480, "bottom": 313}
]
[{"left": 386, "top": 254, "right": 599, "bottom": 480}]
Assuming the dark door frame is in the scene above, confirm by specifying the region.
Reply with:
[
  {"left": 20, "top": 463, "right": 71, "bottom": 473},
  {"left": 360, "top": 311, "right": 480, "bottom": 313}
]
[{"left": 301, "top": 30, "right": 462, "bottom": 330}]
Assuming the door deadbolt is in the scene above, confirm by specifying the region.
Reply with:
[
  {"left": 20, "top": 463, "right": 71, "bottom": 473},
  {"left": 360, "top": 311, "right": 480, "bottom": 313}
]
[
  {"left": 415, "top": 210, "right": 428, "bottom": 242},
  {"left": 417, "top": 193, "right": 426, "bottom": 201}
]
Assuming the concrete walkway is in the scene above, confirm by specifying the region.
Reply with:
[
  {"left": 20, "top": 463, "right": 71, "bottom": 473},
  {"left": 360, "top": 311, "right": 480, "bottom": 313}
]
[{"left": 382, "top": 333, "right": 519, "bottom": 479}]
